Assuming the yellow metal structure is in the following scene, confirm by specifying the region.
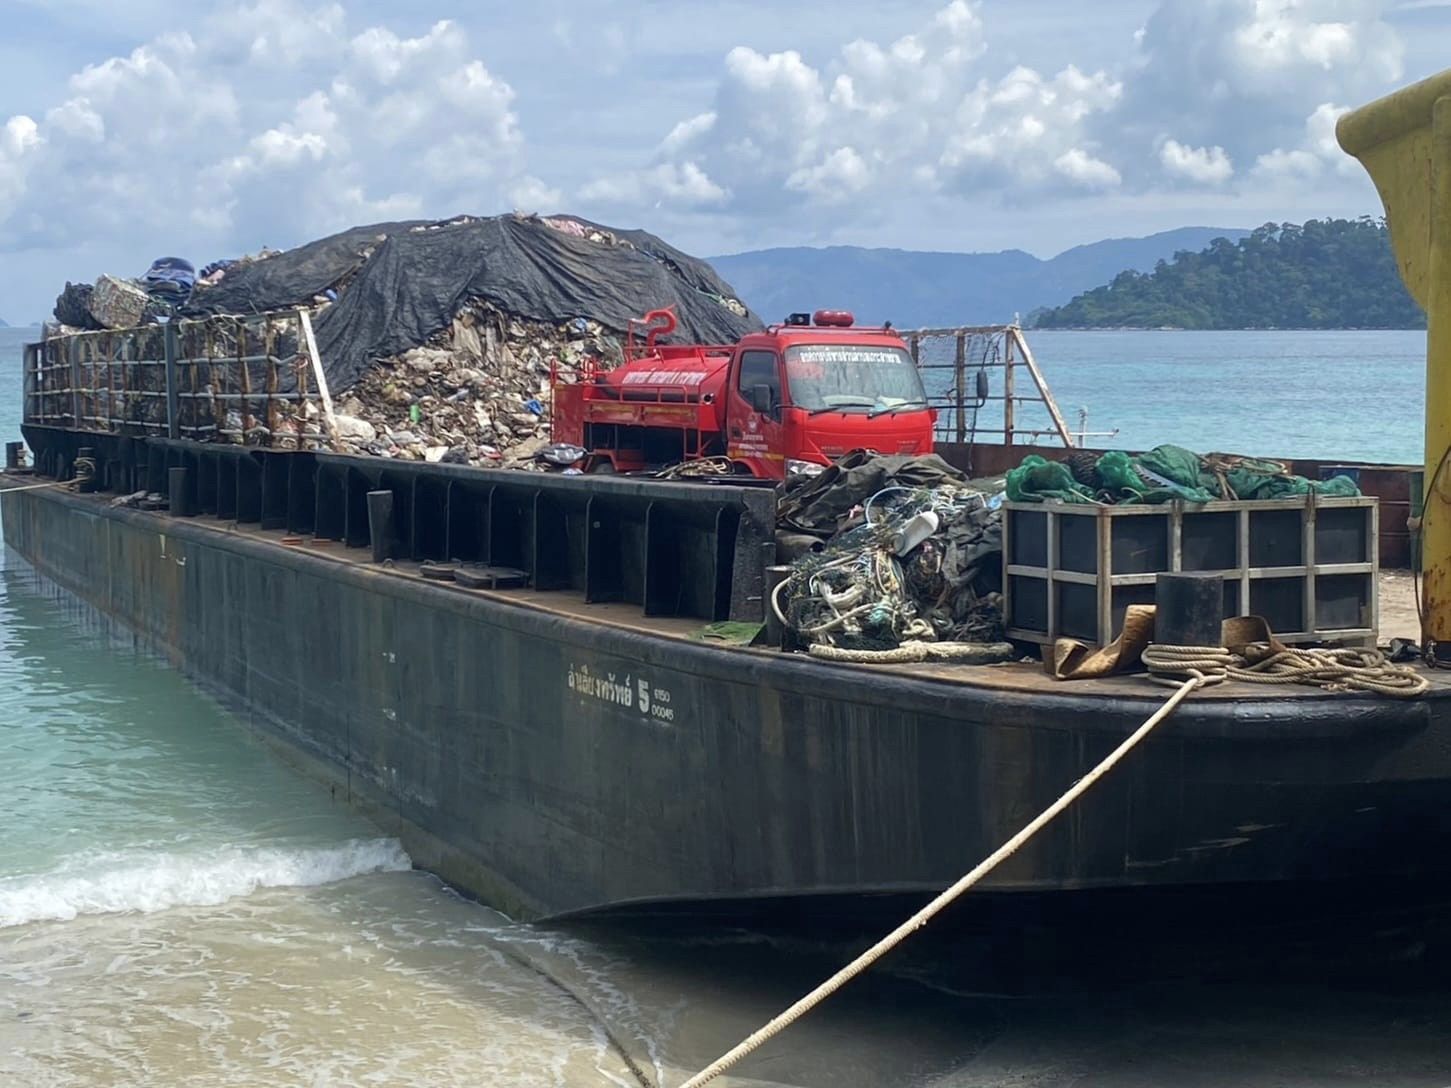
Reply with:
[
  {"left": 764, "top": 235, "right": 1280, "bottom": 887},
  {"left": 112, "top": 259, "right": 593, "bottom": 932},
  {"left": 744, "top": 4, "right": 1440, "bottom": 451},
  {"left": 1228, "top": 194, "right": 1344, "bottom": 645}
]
[{"left": 1338, "top": 70, "right": 1451, "bottom": 651}]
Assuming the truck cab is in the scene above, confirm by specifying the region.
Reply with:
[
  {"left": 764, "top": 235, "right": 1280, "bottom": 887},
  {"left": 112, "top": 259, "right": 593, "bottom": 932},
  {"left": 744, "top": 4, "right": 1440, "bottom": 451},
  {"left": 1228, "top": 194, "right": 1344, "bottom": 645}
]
[
  {"left": 724, "top": 310, "right": 933, "bottom": 478},
  {"left": 552, "top": 309, "right": 935, "bottom": 479}
]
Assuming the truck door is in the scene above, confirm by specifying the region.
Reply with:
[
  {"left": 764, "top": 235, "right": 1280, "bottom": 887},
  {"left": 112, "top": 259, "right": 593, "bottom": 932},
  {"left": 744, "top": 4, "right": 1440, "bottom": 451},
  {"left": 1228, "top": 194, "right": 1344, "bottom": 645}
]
[{"left": 725, "top": 348, "right": 785, "bottom": 477}]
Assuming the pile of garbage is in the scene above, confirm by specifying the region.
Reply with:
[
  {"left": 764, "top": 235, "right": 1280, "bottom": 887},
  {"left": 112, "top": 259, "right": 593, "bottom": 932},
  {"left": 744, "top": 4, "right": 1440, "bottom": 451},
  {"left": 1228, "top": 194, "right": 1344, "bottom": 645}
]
[
  {"left": 772, "top": 452, "right": 1009, "bottom": 658},
  {"left": 45, "top": 212, "right": 760, "bottom": 466},
  {"left": 330, "top": 303, "right": 619, "bottom": 466},
  {"left": 1006, "top": 445, "right": 1361, "bottom": 504}
]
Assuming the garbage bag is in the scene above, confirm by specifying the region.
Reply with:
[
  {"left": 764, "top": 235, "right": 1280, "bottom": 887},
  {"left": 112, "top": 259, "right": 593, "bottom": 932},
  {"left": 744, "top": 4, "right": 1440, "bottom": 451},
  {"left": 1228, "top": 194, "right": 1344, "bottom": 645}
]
[{"left": 142, "top": 257, "right": 196, "bottom": 305}]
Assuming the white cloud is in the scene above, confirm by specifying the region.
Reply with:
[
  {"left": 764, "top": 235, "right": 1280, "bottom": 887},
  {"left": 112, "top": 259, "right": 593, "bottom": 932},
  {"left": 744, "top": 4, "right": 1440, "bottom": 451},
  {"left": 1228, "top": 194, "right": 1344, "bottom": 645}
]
[
  {"left": 1159, "top": 139, "right": 1235, "bottom": 184},
  {"left": 1118, "top": 0, "right": 1402, "bottom": 166},
  {"left": 587, "top": 0, "right": 1401, "bottom": 230},
  {"left": 938, "top": 64, "right": 1123, "bottom": 193},
  {"left": 0, "top": 4, "right": 541, "bottom": 256},
  {"left": 1251, "top": 101, "right": 1356, "bottom": 181},
  {"left": 1054, "top": 148, "right": 1123, "bottom": 189},
  {"left": 786, "top": 147, "right": 872, "bottom": 201},
  {"left": 589, "top": 2, "right": 1122, "bottom": 218},
  {"left": 0, "top": 116, "right": 42, "bottom": 221},
  {"left": 507, "top": 175, "right": 563, "bottom": 213},
  {"left": 580, "top": 162, "right": 727, "bottom": 207}
]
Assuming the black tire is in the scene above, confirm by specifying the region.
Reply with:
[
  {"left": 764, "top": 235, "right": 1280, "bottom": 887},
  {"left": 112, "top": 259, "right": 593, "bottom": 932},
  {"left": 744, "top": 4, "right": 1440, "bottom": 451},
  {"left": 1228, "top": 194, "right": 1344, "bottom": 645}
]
[
  {"left": 589, "top": 460, "right": 616, "bottom": 475},
  {"left": 1065, "top": 449, "right": 1101, "bottom": 488}
]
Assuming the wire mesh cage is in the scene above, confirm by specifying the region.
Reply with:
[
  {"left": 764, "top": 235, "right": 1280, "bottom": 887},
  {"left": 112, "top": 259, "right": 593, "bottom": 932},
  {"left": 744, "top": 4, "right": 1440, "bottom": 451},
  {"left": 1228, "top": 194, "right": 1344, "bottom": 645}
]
[
  {"left": 23, "top": 310, "right": 332, "bottom": 450},
  {"left": 905, "top": 325, "right": 1075, "bottom": 449}
]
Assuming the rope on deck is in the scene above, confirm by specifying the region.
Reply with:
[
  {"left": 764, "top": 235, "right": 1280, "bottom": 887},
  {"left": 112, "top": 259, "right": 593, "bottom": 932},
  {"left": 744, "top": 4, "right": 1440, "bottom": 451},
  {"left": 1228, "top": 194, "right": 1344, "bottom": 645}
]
[
  {"left": 1142, "top": 642, "right": 1429, "bottom": 698},
  {"left": 806, "top": 640, "right": 1010, "bottom": 664}
]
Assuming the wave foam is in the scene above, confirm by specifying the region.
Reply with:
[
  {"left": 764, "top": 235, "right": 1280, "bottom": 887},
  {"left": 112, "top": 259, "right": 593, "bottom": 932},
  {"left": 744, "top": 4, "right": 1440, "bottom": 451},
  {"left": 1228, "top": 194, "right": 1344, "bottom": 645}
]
[{"left": 0, "top": 838, "right": 412, "bottom": 927}]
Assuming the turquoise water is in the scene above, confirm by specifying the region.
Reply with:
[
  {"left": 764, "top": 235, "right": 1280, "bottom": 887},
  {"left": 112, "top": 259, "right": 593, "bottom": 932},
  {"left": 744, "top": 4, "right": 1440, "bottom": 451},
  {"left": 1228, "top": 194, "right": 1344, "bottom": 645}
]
[
  {"left": 907, "top": 327, "right": 1425, "bottom": 465},
  {"left": 1025, "top": 329, "right": 1425, "bottom": 464},
  {"left": 0, "top": 327, "right": 634, "bottom": 1084},
  {"left": 2, "top": 325, "right": 1449, "bottom": 1087}
]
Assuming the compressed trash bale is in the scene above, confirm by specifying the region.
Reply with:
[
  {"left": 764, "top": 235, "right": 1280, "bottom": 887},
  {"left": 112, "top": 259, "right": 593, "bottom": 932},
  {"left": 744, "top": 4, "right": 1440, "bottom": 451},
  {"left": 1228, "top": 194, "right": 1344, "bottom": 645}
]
[{"left": 87, "top": 274, "right": 150, "bottom": 329}]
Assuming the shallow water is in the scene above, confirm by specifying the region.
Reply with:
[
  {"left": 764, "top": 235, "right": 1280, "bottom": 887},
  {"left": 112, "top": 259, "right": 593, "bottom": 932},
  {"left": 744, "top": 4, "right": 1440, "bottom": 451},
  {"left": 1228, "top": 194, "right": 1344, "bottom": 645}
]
[{"left": 2, "top": 324, "right": 1450, "bottom": 1087}]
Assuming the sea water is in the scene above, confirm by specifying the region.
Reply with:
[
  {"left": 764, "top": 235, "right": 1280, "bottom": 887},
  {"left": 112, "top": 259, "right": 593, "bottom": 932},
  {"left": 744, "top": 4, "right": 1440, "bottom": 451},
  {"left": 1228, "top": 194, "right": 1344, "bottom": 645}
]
[{"left": 2, "top": 324, "right": 1449, "bottom": 1088}]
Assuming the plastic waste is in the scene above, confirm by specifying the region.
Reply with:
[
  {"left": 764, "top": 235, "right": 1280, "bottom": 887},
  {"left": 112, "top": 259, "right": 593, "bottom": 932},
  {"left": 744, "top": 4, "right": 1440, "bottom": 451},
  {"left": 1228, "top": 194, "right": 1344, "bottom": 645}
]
[
  {"left": 892, "top": 509, "right": 940, "bottom": 556},
  {"left": 538, "top": 442, "right": 587, "bottom": 466}
]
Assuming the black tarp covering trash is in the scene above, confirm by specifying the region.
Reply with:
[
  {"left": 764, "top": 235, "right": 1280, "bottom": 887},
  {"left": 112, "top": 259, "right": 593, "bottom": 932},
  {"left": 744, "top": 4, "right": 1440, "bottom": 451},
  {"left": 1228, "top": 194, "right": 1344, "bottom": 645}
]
[
  {"left": 773, "top": 451, "right": 1008, "bottom": 656},
  {"left": 181, "top": 221, "right": 421, "bottom": 319},
  {"left": 43, "top": 211, "right": 760, "bottom": 467},
  {"left": 181, "top": 213, "right": 761, "bottom": 392}
]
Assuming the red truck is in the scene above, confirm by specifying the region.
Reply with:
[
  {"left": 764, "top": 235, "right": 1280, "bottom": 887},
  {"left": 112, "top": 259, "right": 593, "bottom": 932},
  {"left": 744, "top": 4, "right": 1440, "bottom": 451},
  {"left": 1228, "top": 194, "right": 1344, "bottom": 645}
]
[{"left": 552, "top": 308, "right": 934, "bottom": 477}]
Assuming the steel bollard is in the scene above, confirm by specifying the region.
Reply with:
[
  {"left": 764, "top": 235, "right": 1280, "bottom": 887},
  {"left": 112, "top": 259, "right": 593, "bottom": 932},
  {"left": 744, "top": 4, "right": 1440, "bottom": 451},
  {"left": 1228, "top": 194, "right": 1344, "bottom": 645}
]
[
  {"left": 168, "top": 466, "right": 192, "bottom": 517},
  {"left": 367, "top": 489, "right": 394, "bottom": 563},
  {"left": 76, "top": 447, "right": 97, "bottom": 493},
  {"left": 1154, "top": 572, "right": 1224, "bottom": 647}
]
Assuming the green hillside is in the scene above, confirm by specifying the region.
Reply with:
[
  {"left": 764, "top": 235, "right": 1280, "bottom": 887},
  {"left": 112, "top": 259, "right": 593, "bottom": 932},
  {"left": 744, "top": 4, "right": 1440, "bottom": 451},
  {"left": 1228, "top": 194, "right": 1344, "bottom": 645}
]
[{"left": 1032, "top": 217, "right": 1424, "bottom": 330}]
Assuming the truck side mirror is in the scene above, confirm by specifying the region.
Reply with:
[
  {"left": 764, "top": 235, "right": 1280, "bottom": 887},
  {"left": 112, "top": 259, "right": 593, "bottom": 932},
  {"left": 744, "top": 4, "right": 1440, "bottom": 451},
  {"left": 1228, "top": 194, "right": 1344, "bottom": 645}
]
[{"left": 749, "top": 384, "right": 775, "bottom": 415}]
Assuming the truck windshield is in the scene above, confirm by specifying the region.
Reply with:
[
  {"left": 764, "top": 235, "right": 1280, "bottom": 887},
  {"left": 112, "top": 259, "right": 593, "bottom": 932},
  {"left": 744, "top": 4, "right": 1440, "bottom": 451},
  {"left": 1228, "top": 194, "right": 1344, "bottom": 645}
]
[{"left": 784, "top": 344, "right": 927, "bottom": 413}]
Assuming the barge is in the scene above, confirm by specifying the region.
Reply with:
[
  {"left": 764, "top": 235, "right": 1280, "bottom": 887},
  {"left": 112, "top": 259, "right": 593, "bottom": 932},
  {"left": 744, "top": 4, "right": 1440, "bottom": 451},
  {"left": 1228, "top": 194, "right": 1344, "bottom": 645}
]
[
  {"left": 6, "top": 70, "right": 1451, "bottom": 921},
  {"left": 6, "top": 428, "right": 1451, "bottom": 920}
]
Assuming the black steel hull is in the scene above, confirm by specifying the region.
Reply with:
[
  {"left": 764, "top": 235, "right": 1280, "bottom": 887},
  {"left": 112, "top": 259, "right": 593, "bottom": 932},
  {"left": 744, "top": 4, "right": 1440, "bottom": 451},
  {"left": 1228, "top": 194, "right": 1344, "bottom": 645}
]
[{"left": 6, "top": 484, "right": 1451, "bottom": 919}]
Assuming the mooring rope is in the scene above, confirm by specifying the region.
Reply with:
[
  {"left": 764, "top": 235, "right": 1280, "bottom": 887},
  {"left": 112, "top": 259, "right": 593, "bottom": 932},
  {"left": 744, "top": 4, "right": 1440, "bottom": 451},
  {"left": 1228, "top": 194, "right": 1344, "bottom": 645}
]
[
  {"left": 0, "top": 479, "right": 70, "bottom": 495},
  {"left": 807, "top": 641, "right": 1004, "bottom": 664},
  {"left": 675, "top": 670, "right": 1206, "bottom": 1088},
  {"left": 1141, "top": 642, "right": 1429, "bottom": 698}
]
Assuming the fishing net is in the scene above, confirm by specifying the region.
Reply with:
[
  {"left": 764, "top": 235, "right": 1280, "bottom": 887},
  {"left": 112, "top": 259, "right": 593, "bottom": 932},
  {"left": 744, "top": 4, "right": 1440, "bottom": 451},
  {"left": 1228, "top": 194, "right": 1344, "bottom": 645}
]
[{"left": 1006, "top": 444, "right": 1361, "bottom": 505}]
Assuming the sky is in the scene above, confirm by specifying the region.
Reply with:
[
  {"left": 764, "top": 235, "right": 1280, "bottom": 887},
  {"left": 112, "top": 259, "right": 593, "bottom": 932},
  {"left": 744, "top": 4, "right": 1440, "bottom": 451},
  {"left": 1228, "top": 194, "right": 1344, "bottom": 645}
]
[{"left": 1, "top": 0, "right": 1449, "bottom": 323}]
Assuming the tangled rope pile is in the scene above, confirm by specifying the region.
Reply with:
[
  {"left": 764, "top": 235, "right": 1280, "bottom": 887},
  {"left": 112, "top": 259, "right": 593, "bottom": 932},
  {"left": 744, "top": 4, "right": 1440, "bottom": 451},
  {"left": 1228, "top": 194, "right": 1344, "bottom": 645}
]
[
  {"left": 773, "top": 484, "right": 1003, "bottom": 653},
  {"left": 655, "top": 456, "right": 735, "bottom": 479},
  {"left": 1142, "top": 642, "right": 1429, "bottom": 698}
]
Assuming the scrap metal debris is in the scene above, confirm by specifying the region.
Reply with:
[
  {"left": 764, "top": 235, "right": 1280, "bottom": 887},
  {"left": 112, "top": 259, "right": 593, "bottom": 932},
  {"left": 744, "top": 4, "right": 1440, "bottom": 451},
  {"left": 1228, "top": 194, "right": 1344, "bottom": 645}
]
[{"left": 773, "top": 452, "right": 1008, "bottom": 658}]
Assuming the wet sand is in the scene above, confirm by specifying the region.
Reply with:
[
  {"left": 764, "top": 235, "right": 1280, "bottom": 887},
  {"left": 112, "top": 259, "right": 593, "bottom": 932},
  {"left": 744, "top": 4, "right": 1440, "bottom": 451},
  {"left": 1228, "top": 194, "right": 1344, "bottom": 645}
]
[{"left": 1380, "top": 570, "right": 1420, "bottom": 642}]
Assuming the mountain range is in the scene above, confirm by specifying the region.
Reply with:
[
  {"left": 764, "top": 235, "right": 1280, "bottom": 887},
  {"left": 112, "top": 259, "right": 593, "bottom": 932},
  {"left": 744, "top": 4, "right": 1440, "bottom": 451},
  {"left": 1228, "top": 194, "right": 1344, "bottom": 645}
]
[{"left": 709, "top": 227, "right": 1251, "bottom": 328}]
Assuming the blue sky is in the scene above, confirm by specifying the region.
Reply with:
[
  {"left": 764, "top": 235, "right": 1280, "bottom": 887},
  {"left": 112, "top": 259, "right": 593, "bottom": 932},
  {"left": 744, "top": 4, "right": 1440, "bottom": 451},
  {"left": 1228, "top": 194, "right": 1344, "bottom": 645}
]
[{"left": 1, "top": 0, "right": 1449, "bottom": 323}]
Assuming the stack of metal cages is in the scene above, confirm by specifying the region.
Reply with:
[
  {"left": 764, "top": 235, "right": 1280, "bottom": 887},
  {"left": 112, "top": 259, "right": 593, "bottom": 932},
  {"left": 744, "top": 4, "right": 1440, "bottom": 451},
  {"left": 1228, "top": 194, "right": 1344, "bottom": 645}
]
[{"left": 1003, "top": 495, "right": 1380, "bottom": 647}]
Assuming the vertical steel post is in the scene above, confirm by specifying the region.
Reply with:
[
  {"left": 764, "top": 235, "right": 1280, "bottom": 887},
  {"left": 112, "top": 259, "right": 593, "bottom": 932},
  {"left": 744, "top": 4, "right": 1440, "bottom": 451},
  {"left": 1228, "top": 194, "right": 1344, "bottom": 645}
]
[
  {"left": 169, "top": 466, "right": 191, "bottom": 516},
  {"left": 164, "top": 321, "right": 180, "bottom": 440},
  {"left": 1003, "top": 328, "right": 1016, "bottom": 448},
  {"left": 367, "top": 489, "right": 394, "bottom": 563},
  {"left": 954, "top": 332, "right": 966, "bottom": 443},
  {"left": 67, "top": 335, "right": 80, "bottom": 430}
]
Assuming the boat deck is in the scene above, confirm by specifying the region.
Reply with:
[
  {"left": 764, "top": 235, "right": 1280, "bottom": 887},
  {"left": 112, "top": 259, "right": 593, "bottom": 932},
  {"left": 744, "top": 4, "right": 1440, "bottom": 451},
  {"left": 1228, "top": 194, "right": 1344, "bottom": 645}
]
[{"left": 183, "top": 508, "right": 1451, "bottom": 704}]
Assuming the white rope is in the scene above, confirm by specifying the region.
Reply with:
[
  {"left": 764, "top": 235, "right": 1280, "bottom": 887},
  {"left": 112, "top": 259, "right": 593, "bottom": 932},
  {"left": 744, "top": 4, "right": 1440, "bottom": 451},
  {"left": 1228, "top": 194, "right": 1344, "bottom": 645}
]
[
  {"left": 0, "top": 479, "right": 69, "bottom": 495},
  {"left": 807, "top": 640, "right": 1007, "bottom": 664},
  {"left": 676, "top": 672, "right": 1203, "bottom": 1088},
  {"left": 1142, "top": 642, "right": 1429, "bottom": 698}
]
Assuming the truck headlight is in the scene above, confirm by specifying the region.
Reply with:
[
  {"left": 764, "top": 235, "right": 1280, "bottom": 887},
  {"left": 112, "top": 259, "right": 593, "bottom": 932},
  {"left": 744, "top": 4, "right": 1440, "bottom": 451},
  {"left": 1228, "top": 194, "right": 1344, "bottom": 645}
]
[{"left": 785, "top": 459, "right": 826, "bottom": 478}]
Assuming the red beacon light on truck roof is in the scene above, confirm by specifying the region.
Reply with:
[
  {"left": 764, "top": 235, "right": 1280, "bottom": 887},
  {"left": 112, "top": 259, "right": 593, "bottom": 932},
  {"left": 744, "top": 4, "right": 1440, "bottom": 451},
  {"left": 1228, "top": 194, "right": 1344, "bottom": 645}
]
[{"left": 812, "top": 309, "right": 854, "bottom": 327}]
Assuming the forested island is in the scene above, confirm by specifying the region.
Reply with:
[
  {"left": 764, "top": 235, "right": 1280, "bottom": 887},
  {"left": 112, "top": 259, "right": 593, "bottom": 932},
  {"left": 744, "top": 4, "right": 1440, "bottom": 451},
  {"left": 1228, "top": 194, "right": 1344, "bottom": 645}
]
[{"left": 1031, "top": 217, "right": 1424, "bottom": 330}]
